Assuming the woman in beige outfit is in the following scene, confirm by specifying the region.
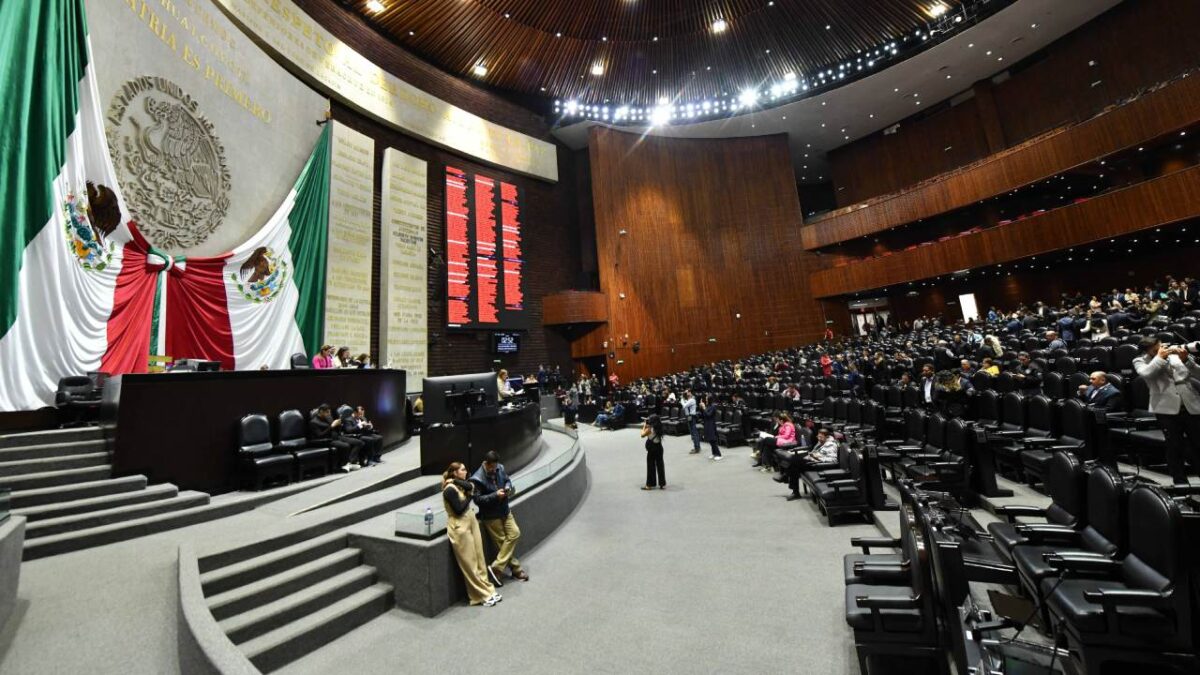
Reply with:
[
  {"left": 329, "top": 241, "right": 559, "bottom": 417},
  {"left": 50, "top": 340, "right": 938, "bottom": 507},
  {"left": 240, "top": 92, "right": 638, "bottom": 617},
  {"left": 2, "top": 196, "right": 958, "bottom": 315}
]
[{"left": 442, "top": 462, "right": 501, "bottom": 607}]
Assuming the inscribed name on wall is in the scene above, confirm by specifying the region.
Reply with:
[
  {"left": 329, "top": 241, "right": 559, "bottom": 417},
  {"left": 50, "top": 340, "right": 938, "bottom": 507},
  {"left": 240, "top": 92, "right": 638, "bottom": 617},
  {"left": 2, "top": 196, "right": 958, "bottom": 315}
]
[
  {"left": 380, "top": 149, "right": 428, "bottom": 386},
  {"left": 324, "top": 122, "right": 375, "bottom": 354},
  {"left": 210, "top": 0, "right": 558, "bottom": 183},
  {"left": 87, "top": 0, "right": 325, "bottom": 257}
]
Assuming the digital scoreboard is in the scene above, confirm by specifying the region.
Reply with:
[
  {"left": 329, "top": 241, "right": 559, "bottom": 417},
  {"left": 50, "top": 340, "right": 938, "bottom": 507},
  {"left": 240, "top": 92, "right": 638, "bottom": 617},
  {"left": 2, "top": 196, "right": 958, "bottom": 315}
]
[{"left": 445, "top": 166, "right": 526, "bottom": 329}]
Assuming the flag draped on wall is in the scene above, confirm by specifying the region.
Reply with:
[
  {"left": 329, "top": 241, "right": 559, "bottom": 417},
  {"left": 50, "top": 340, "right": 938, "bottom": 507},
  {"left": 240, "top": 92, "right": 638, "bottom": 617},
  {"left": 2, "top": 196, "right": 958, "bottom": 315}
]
[{"left": 0, "top": 0, "right": 331, "bottom": 411}]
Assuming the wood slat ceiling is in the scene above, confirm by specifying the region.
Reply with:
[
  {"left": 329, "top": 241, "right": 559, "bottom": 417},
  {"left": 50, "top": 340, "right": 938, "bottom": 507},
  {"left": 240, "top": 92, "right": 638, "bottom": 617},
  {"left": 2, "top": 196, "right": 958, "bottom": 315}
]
[{"left": 348, "top": 0, "right": 960, "bottom": 106}]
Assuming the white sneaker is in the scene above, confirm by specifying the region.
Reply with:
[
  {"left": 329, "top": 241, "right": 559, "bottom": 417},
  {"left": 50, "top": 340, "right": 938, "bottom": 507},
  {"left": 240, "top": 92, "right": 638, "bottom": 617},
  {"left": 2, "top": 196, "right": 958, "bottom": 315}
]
[
  {"left": 483, "top": 594, "right": 499, "bottom": 607},
  {"left": 341, "top": 464, "right": 353, "bottom": 473},
  {"left": 713, "top": 456, "right": 724, "bottom": 461},
  {"left": 349, "top": 463, "right": 361, "bottom": 471}
]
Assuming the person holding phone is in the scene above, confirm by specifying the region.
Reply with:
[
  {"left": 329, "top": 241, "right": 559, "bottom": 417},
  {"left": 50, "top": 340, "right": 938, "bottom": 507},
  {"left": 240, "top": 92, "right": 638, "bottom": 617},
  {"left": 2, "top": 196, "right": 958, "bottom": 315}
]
[
  {"left": 641, "top": 414, "right": 666, "bottom": 490},
  {"left": 471, "top": 451, "right": 529, "bottom": 586},
  {"left": 1133, "top": 337, "right": 1200, "bottom": 484},
  {"left": 442, "top": 462, "right": 501, "bottom": 607}
]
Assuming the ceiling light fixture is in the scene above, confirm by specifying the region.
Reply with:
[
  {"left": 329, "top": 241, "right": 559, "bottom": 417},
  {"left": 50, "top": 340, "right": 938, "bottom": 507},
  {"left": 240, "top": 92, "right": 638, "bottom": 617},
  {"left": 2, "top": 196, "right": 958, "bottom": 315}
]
[
  {"left": 472, "top": 63, "right": 488, "bottom": 77},
  {"left": 591, "top": 63, "right": 605, "bottom": 76},
  {"left": 365, "top": 0, "right": 385, "bottom": 12},
  {"left": 712, "top": 18, "right": 728, "bottom": 34}
]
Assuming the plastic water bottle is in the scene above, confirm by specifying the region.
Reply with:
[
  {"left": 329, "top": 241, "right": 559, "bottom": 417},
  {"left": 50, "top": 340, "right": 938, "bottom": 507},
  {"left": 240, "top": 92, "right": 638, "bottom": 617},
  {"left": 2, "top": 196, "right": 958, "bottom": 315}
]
[{"left": 424, "top": 506, "right": 434, "bottom": 536}]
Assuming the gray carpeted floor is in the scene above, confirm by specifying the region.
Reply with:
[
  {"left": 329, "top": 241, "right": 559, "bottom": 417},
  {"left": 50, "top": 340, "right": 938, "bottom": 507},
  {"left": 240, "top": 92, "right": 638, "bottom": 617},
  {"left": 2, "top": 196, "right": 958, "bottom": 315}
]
[{"left": 279, "top": 425, "right": 881, "bottom": 675}]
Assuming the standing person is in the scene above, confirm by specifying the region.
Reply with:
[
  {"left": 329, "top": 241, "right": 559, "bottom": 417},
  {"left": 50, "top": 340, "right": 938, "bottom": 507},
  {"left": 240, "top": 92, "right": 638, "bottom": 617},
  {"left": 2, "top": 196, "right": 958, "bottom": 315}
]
[
  {"left": 496, "top": 369, "right": 515, "bottom": 402},
  {"left": 1133, "top": 337, "right": 1200, "bottom": 485},
  {"left": 700, "top": 395, "right": 723, "bottom": 461},
  {"left": 442, "top": 462, "right": 501, "bottom": 607},
  {"left": 470, "top": 451, "right": 529, "bottom": 585},
  {"left": 681, "top": 390, "right": 701, "bottom": 454},
  {"left": 641, "top": 415, "right": 666, "bottom": 490}
]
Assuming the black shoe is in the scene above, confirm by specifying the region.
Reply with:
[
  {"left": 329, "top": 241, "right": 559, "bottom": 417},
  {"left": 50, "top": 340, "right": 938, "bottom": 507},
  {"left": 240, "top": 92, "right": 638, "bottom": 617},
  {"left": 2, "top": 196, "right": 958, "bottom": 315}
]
[
  {"left": 772, "top": 476, "right": 787, "bottom": 484},
  {"left": 751, "top": 463, "right": 763, "bottom": 467},
  {"left": 487, "top": 566, "right": 504, "bottom": 588},
  {"left": 786, "top": 493, "right": 803, "bottom": 501}
]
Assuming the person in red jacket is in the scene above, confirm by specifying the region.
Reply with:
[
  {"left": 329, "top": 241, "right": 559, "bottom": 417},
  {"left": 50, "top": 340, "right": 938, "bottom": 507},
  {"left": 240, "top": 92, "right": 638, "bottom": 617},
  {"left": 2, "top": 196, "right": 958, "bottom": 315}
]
[{"left": 819, "top": 352, "right": 833, "bottom": 377}]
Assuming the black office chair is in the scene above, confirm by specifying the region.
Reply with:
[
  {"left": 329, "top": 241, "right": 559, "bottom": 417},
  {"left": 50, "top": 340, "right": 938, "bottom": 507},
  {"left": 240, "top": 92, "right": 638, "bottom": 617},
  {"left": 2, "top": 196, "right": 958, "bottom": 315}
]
[
  {"left": 290, "top": 352, "right": 310, "bottom": 370},
  {"left": 238, "top": 414, "right": 294, "bottom": 490},
  {"left": 55, "top": 375, "right": 100, "bottom": 427},
  {"left": 986, "top": 450, "right": 1088, "bottom": 564},
  {"left": 1044, "top": 484, "right": 1197, "bottom": 674},
  {"left": 277, "top": 410, "right": 332, "bottom": 480}
]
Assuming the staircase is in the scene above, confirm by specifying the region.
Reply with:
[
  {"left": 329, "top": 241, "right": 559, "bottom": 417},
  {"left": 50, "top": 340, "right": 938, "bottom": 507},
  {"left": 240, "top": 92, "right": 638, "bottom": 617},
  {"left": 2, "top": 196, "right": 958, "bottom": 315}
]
[
  {"left": 0, "top": 427, "right": 213, "bottom": 560},
  {"left": 199, "top": 531, "right": 393, "bottom": 672}
]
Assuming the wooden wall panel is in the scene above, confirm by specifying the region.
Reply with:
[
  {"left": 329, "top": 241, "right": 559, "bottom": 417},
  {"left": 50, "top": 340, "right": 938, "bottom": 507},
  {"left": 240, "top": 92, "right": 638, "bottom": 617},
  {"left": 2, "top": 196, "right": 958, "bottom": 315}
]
[
  {"left": 828, "top": 97, "right": 990, "bottom": 207},
  {"left": 542, "top": 291, "right": 608, "bottom": 325},
  {"left": 825, "top": 0, "right": 1200, "bottom": 205},
  {"left": 801, "top": 71, "right": 1200, "bottom": 249},
  {"left": 809, "top": 164, "right": 1200, "bottom": 298},
  {"left": 589, "top": 128, "right": 833, "bottom": 381}
]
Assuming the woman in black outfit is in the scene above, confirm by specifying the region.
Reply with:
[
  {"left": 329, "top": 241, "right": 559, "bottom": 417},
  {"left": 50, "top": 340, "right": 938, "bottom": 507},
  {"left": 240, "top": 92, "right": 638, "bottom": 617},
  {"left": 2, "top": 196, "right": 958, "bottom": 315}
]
[
  {"left": 640, "top": 414, "right": 666, "bottom": 490},
  {"left": 700, "top": 395, "right": 722, "bottom": 460}
]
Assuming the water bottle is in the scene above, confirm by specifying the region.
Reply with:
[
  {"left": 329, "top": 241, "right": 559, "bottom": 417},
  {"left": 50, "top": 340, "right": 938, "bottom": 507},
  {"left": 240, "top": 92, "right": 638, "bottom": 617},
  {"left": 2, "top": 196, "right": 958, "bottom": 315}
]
[{"left": 424, "top": 506, "right": 434, "bottom": 536}]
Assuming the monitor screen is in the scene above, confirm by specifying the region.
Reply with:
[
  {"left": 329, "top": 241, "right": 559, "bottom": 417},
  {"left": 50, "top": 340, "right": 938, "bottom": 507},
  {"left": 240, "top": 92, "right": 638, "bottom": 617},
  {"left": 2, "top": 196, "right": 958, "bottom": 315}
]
[
  {"left": 421, "top": 372, "right": 499, "bottom": 424},
  {"left": 492, "top": 332, "right": 520, "bottom": 355},
  {"left": 444, "top": 166, "right": 528, "bottom": 330}
]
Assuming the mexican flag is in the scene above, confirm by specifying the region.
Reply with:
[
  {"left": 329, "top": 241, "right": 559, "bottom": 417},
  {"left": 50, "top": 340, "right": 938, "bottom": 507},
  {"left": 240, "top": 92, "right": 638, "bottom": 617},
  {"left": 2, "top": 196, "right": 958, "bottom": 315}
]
[
  {"left": 0, "top": 0, "right": 133, "bottom": 411},
  {"left": 0, "top": 0, "right": 330, "bottom": 411}
]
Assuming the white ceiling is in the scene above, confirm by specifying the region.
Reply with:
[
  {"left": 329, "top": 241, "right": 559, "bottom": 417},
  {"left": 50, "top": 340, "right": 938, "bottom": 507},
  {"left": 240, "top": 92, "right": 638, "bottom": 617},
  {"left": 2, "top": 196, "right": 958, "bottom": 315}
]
[{"left": 552, "top": 0, "right": 1122, "bottom": 185}]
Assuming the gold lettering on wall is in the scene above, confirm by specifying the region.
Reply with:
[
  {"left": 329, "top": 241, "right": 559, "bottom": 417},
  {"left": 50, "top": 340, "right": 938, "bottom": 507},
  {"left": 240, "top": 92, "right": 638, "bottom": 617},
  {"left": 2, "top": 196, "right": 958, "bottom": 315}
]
[
  {"left": 324, "top": 122, "right": 375, "bottom": 355},
  {"left": 210, "top": 0, "right": 558, "bottom": 182},
  {"left": 380, "top": 148, "right": 428, "bottom": 384}
]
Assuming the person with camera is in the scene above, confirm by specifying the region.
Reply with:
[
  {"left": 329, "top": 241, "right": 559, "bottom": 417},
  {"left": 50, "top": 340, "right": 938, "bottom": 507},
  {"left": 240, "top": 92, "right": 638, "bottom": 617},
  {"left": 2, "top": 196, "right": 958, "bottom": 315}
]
[
  {"left": 641, "top": 414, "right": 666, "bottom": 490},
  {"left": 1134, "top": 337, "right": 1200, "bottom": 484},
  {"left": 442, "top": 462, "right": 501, "bottom": 607},
  {"left": 471, "top": 451, "right": 529, "bottom": 586}
]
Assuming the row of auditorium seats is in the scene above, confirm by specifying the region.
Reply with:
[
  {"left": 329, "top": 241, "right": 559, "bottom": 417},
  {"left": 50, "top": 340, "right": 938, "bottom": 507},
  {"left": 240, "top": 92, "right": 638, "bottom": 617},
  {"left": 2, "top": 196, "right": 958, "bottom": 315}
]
[{"left": 237, "top": 409, "right": 344, "bottom": 490}]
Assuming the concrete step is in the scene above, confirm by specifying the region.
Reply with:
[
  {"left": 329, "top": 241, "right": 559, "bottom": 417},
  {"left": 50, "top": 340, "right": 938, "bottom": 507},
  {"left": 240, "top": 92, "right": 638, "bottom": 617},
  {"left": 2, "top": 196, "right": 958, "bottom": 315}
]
[
  {"left": 0, "top": 426, "right": 102, "bottom": 449},
  {"left": 0, "top": 439, "right": 107, "bottom": 462},
  {"left": 25, "top": 490, "right": 209, "bottom": 539},
  {"left": 8, "top": 475, "right": 147, "bottom": 508},
  {"left": 200, "top": 532, "right": 349, "bottom": 597},
  {"left": 0, "top": 464, "right": 112, "bottom": 492},
  {"left": 221, "top": 564, "right": 378, "bottom": 644},
  {"left": 207, "top": 548, "right": 363, "bottom": 621},
  {"left": 21, "top": 497, "right": 227, "bottom": 561},
  {"left": 240, "top": 582, "right": 394, "bottom": 673},
  {"left": 0, "top": 452, "right": 110, "bottom": 477},
  {"left": 13, "top": 483, "right": 179, "bottom": 522}
]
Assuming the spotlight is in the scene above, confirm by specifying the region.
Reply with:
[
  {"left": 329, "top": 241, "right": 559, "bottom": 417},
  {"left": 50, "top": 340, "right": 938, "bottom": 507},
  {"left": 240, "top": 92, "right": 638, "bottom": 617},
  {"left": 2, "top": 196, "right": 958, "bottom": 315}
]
[
  {"left": 591, "top": 63, "right": 604, "bottom": 76},
  {"left": 365, "top": 0, "right": 385, "bottom": 12},
  {"left": 565, "top": 100, "right": 579, "bottom": 114},
  {"left": 738, "top": 89, "right": 758, "bottom": 107},
  {"left": 711, "top": 18, "right": 728, "bottom": 34},
  {"left": 650, "top": 105, "right": 672, "bottom": 126},
  {"left": 472, "top": 63, "right": 488, "bottom": 77}
]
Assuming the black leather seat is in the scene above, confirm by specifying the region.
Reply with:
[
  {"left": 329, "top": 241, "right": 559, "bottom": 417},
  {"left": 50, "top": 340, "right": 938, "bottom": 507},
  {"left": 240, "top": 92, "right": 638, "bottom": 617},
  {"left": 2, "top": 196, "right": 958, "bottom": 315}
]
[
  {"left": 986, "top": 450, "right": 1088, "bottom": 564},
  {"left": 290, "top": 352, "right": 310, "bottom": 369},
  {"left": 814, "top": 446, "right": 873, "bottom": 526},
  {"left": 1012, "top": 464, "right": 1128, "bottom": 614},
  {"left": 278, "top": 409, "right": 332, "bottom": 480},
  {"left": 1044, "top": 485, "right": 1197, "bottom": 674},
  {"left": 1021, "top": 399, "right": 1090, "bottom": 485},
  {"left": 238, "top": 413, "right": 294, "bottom": 490},
  {"left": 904, "top": 417, "right": 971, "bottom": 496},
  {"left": 55, "top": 375, "right": 100, "bottom": 426}
]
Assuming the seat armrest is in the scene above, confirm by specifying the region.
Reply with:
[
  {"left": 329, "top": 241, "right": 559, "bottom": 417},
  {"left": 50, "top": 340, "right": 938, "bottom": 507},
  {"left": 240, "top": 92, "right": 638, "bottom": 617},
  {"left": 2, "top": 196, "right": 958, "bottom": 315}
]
[
  {"left": 1082, "top": 589, "right": 1170, "bottom": 610},
  {"left": 855, "top": 594, "right": 919, "bottom": 610},
  {"left": 818, "top": 469, "right": 850, "bottom": 480},
  {"left": 1014, "top": 524, "right": 1080, "bottom": 544},
  {"left": 1162, "top": 483, "right": 1200, "bottom": 496},
  {"left": 855, "top": 564, "right": 910, "bottom": 583},
  {"left": 907, "top": 453, "right": 944, "bottom": 462},
  {"left": 895, "top": 445, "right": 924, "bottom": 453},
  {"left": 991, "top": 429, "right": 1026, "bottom": 438},
  {"left": 827, "top": 479, "right": 859, "bottom": 493},
  {"left": 850, "top": 536, "right": 900, "bottom": 553},
  {"left": 926, "top": 461, "right": 963, "bottom": 471},
  {"left": 993, "top": 505, "right": 1047, "bottom": 523},
  {"left": 1022, "top": 437, "right": 1059, "bottom": 447},
  {"left": 880, "top": 440, "right": 904, "bottom": 446},
  {"left": 1045, "top": 554, "right": 1120, "bottom": 576}
]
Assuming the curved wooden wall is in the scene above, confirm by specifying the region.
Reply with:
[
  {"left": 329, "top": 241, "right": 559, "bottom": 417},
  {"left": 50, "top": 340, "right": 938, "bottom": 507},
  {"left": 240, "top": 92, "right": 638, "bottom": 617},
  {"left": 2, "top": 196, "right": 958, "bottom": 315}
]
[
  {"left": 588, "top": 128, "right": 836, "bottom": 380},
  {"left": 809, "top": 164, "right": 1200, "bottom": 298},
  {"left": 801, "top": 71, "right": 1200, "bottom": 250},
  {"left": 542, "top": 291, "right": 608, "bottom": 325}
]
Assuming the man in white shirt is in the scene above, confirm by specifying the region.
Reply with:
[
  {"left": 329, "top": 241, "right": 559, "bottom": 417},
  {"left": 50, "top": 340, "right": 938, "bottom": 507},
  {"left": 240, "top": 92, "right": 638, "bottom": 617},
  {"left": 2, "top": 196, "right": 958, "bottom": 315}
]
[
  {"left": 1134, "top": 337, "right": 1200, "bottom": 484},
  {"left": 681, "top": 390, "right": 701, "bottom": 454}
]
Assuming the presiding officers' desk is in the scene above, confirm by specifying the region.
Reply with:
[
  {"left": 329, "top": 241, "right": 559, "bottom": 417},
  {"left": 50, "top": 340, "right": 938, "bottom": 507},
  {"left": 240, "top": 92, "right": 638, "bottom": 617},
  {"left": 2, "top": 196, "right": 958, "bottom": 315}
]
[
  {"left": 420, "top": 402, "right": 541, "bottom": 476},
  {"left": 101, "top": 369, "right": 408, "bottom": 493}
]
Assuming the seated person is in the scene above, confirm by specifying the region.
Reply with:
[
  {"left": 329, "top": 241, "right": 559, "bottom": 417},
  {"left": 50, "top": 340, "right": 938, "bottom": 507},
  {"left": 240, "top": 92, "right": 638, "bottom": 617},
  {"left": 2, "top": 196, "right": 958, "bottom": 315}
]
[
  {"left": 980, "top": 357, "right": 1000, "bottom": 376},
  {"left": 496, "top": 369, "right": 516, "bottom": 402},
  {"left": 312, "top": 344, "right": 335, "bottom": 369},
  {"left": 1077, "top": 371, "right": 1123, "bottom": 411},
  {"left": 754, "top": 412, "right": 798, "bottom": 470},
  {"left": 346, "top": 405, "right": 384, "bottom": 465},
  {"left": 308, "top": 403, "right": 363, "bottom": 472},
  {"left": 778, "top": 428, "right": 840, "bottom": 501},
  {"left": 595, "top": 401, "right": 625, "bottom": 430}
]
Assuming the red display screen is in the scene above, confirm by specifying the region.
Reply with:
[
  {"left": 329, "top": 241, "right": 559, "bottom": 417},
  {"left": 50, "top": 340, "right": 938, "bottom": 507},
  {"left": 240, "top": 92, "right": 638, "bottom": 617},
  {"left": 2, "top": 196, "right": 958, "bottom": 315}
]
[{"left": 445, "top": 166, "right": 527, "bottom": 329}]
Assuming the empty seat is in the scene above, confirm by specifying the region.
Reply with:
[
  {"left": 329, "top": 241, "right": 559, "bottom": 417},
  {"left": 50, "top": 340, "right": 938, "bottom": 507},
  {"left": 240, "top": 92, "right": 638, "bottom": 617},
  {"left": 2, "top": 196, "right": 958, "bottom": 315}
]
[{"left": 238, "top": 413, "right": 294, "bottom": 490}]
